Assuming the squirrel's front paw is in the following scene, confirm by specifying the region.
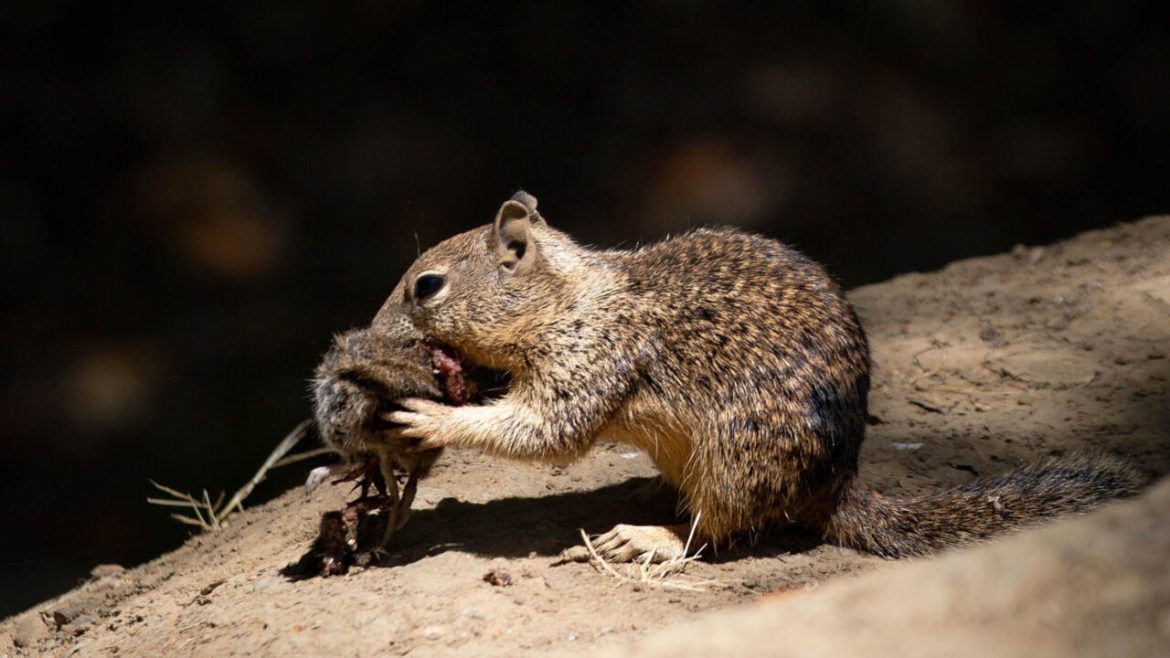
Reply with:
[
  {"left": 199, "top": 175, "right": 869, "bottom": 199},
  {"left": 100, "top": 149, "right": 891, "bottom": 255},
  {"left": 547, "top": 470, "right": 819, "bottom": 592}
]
[{"left": 382, "top": 398, "right": 454, "bottom": 449}]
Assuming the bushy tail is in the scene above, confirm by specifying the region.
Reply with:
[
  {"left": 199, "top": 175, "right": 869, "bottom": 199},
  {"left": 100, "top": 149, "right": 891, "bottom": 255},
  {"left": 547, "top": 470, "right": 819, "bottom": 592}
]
[{"left": 824, "top": 453, "right": 1143, "bottom": 558}]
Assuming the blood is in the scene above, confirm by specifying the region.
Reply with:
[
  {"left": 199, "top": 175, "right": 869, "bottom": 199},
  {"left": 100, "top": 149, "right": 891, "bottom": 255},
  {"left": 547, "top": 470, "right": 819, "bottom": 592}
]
[{"left": 423, "top": 342, "right": 469, "bottom": 404}]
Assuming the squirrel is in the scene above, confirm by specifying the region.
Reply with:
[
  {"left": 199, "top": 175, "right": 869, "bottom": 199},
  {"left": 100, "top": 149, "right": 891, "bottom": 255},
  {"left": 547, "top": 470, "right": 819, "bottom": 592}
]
[{"left": 354, "top": 190, "right": 1140, "bottom": 561}]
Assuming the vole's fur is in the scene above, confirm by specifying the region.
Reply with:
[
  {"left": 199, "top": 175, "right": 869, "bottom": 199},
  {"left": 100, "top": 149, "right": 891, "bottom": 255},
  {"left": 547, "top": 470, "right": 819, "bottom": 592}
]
[
  {"left": 313, "top": 309, "right": 444, "bottom": 482},
  {"left": 357, "top": 191, "right": 1139, "bottom": 560}
]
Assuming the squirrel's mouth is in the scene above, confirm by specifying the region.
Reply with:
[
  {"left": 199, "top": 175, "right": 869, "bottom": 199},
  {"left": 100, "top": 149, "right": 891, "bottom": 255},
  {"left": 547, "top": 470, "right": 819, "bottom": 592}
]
[
  {"left": 419, "top": 341, "right": 511, "bottom": 407},
  {"left": 313, "top": 330, "right": 512, "bottom": 453},
  {"left": 421, "top": 342, "right": 472, "bottom": 405},
  {"left": 369, "top": 342, "right": 510, "bottom": 426}
]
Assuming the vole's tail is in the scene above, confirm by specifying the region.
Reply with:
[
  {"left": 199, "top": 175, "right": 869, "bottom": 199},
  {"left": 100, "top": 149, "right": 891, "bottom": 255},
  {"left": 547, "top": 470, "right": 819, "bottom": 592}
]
[{"left": 823, "top": 453, "right": 1143, "bottom": 558}]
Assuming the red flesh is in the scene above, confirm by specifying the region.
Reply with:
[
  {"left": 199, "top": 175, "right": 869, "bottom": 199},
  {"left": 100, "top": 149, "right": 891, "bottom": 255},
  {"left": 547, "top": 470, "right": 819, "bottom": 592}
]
[{"left": 423, "top": 342, "right": 469, "bottom": 405}]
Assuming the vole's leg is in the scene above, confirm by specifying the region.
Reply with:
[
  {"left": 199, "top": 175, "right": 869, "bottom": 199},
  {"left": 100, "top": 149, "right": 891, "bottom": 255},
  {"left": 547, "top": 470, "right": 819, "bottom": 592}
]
[
  {"left": 377, "top": 457, "right": 402, "bottom": 547},
  {"left": 591, "top": 523, "right": 693, "bottom": 564},
  {"left": 394, "top": 472, "right": 421, "bottom": 531}
]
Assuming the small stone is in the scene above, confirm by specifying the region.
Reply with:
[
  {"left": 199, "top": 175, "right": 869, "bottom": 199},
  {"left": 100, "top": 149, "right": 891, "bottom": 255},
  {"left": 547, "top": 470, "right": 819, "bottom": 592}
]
[
  {"left": 53, "top": 605, "right": 85, "bottom": 626},
  {"left": 251, "top": 577, "right": 278, "bottom": 592},
  {"left": 542, "top": 571, "right": 572, "bottom": 590},
  {"left": 90, "top": 564, "right": 126, "bottom": 578},
  {"left": 12, "top": 613, "right": 51, "bottom": 647},
  {"left": 483, "top": 569, "right": 513, "bottom": 587},
  {"left": 552, "top": 545, "right": 590, "bottom": 564},
  {"left": 421, "top": 625, "right": 446, "bottom": 640},
  {"left": 70, "top": 614, "right": 99, "bottom": 636}
]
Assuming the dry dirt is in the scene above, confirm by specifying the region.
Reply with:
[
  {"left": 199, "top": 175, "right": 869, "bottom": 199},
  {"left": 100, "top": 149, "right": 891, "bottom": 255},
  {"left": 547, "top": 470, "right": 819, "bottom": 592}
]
[{"left": 4, "top": 216, "right": 1169, "bottom": 657}]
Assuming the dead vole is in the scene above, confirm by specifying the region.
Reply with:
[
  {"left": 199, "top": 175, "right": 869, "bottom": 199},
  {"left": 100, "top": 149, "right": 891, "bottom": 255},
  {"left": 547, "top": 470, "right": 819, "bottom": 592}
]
[{"left": 285, "top": 304, "right": 485, "bottom": 577}]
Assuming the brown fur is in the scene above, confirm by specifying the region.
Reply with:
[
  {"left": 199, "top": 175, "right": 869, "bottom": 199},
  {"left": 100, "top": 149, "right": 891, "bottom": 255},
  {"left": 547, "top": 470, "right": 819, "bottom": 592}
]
[{"left": 342, "top": 191, "right": 1142, "bottom": 558}]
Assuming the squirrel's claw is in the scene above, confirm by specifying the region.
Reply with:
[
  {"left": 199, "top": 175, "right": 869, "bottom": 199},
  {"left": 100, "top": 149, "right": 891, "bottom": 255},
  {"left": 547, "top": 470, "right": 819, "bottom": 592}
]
[
  {"left": 408, "top": 434, "right": 448, "bottom": 451},
  {"left": 381, "top": 398, "right": 453, "bottom": 449},
  {"left": 397, "top": 397, "right": 449, "bottom": 414}
]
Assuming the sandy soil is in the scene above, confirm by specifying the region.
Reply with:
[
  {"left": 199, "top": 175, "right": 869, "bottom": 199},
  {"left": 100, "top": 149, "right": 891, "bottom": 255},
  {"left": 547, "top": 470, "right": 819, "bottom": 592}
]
[
  {"left": 3, "top": 216, "right": 1168, "bottom": 657},
  {"left": 594, "top": 472, "right": 1170, "bottom": 658}
]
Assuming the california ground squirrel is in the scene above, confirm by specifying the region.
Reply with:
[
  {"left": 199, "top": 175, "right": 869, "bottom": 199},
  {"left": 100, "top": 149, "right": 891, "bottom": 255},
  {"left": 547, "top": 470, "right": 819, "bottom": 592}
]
[{"left": 340, "top": 191, "right": 1141, "bottom": 561}]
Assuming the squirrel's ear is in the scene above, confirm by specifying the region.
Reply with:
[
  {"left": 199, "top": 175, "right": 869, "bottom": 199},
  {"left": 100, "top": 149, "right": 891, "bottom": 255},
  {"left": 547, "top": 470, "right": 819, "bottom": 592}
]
[
  {"left": 508, "top": 190, "right": 545, "bottom": 226},
  {"left": 492, "top": 195, "right": 542, "bottom": 274}
]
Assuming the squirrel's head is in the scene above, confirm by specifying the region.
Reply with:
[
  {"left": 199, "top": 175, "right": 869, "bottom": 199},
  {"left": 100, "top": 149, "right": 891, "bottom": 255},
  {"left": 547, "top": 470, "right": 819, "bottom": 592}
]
[{"left": 373, "top": 191, "right": 573, "bottom": 370}]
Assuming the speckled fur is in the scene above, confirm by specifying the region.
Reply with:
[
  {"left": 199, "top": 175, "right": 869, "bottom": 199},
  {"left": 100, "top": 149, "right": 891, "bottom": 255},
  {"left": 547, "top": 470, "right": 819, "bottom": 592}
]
[{"left": 367, "top": 192, "right": 1142, "bottom": 557}]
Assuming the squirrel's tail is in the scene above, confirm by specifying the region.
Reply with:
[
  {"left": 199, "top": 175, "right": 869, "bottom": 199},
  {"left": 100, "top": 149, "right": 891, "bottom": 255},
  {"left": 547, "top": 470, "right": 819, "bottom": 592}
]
[{"left": 823, "top": 453, "right": 1143, "bottom": 558}]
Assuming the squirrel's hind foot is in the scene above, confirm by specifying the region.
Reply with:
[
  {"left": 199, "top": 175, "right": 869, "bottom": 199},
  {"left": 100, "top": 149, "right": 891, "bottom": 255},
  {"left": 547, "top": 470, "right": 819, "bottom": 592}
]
[{"left": 591, "top": 523, "right": 691, "bottom": 564}]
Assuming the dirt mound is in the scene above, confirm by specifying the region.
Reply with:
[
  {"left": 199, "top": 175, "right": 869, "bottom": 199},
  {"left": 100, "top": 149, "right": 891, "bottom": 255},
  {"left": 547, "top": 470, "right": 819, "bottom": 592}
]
[
  {"left": 591, "top": 475, "right": 1170, "bottom": 658},
  {"left": 4, "top": 216, "right": 1168, "bottom": 657}
]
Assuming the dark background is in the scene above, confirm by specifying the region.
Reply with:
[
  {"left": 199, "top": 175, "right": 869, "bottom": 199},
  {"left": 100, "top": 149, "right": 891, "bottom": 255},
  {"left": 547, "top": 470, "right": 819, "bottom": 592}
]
[{"left": 3, "top": 1, "right": 1168, "bottom": 618}]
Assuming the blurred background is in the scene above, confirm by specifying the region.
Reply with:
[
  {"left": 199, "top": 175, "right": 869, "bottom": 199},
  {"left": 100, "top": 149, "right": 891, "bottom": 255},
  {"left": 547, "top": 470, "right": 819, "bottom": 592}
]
[{"left": 3, "top": 1, "right": 1169, "bottom": 617}]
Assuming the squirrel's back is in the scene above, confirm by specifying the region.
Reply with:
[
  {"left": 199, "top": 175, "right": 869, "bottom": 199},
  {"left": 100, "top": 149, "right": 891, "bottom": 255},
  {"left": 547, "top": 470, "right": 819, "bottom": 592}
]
[{"left": 595, "top": 228, "right": 872, "bottom": 541}]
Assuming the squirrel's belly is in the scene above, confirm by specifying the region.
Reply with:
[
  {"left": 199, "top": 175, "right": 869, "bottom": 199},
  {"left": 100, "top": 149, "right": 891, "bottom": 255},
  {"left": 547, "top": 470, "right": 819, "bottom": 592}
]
[{"left": 601, "top": 416, "right": 694, "bottom": 489}]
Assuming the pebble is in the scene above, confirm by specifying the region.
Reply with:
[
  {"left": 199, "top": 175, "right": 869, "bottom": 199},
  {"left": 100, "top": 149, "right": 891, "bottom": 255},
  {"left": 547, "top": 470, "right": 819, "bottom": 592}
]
[
  {"left": 252, "top": 577, "right": 279, "bottom": 592},
  {"left": 542, "top": 571, "right": 572, "bottom": 590},
  {"left": 90, "top": 564, "right": 126, "bottom": 578},
  {"left": 12, "top": 613, "right": 51, "bottom": 647},
  {"left": 53, "top": 605, "right": 85, "bottom": 626}
]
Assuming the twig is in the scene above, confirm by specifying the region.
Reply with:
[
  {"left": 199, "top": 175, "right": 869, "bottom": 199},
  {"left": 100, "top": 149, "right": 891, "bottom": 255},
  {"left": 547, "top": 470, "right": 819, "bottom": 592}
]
[
  {"left": 272, "top": 446, "right": 333, "bottom": 468},
  {"left": 218, "top": 419, "right": 314, "bottom": 518},
  {"left": 147, "top": 419, "right": 318, "bottom": 532}
]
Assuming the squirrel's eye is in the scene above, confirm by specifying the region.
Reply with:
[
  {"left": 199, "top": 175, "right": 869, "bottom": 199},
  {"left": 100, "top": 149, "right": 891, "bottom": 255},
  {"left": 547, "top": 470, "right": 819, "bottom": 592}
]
[{"left": 413, "top": 273, "right": 446, "bottom": 301}]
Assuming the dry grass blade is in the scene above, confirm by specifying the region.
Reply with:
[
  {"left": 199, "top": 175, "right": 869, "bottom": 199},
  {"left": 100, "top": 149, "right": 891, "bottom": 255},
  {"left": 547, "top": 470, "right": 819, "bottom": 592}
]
[
  {"left": 147, "top": 419, "right": 316, "bottom": 532},
  {"left": 145, "top": 497, "right": 202, "bottom": 508},
  {"left": 578, "top": 528, "right": 633, "bottom": 585},
  {"left": 149, "top": 480, "right": 198, "bottom": 501},
  {"left": 170, "top": 513, "right": 211, "bottom": 528},
  {"left": 272, "top": 446, "right": 332, "bottom": 468},
  {"left": 218, "top": 418, "right": 313, "bottom": 517}
]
